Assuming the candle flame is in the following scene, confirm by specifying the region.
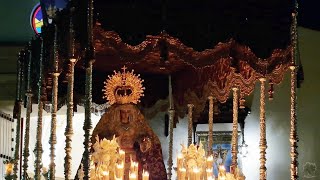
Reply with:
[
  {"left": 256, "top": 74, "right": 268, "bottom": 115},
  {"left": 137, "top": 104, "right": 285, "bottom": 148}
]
[
  {"left": 129, "top": 172, "right": 137, "bottom": 178},
  {"left": 102, "top": 171, "right": 109, "bottom": 176},
  {"left": 193, "top": 167, "right": 200, "bottom": 173},
  {"left": 119, "top": 149, "right": 125, "bottom": 155},
  {"left": 180, "top": 168, "right": 186, "bottom": 172},
  {"left": 143, "top": 170, "right": 149, "bottom": 176}
]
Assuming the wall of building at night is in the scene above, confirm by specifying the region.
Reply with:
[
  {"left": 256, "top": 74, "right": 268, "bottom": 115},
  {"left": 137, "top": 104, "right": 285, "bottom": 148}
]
[{"left": 0, "top": 27, "right": 319, "bottom": 179}]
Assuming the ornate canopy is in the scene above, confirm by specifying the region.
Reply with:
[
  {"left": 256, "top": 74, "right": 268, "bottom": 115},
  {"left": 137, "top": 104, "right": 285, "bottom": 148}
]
[{"left": 16, "top": 0, "right": 301, "bottom": 124}]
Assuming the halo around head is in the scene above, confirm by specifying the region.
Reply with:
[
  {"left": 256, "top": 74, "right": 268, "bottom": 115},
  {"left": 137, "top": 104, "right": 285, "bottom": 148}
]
[{"left": 103, "top": 66, "right": 145, "bottom": 105}]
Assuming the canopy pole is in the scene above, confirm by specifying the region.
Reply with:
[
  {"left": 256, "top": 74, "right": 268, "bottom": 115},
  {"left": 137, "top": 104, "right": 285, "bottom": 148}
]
[
  {"left": 259, "top": 78, "right": 267, "bottom": 180},
  {"left": 13, "top": 51, "right": 24, "bottom": 180},
  {"left": 34, "top": 37, "right": 45, "bottom": 179},
  {"left": 187, "top": 104, "right": 194, "bottom": 146},
  {"left": 289, "top": 1, "right": 299, "bottom": 179},
  {"left": 231, "top": 87, "right": 239, "bottom": 173},
  {"left": 64, "top": 7, "right": 76, "bottom": 179},
  {"left": 208, "top": 96, "right": 214, "bottom": 155},
  {"left": 167, "top": 75, "right": 174, "bottom": 180},
  {"left": 49, "top": 24, "right": 60, "bottom": 180},
  {"left": 22, "top": 42, "right": 33, "bottom": 179}
]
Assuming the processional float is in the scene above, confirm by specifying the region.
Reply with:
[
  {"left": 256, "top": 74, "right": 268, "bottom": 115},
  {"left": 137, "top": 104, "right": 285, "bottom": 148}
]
[{"left": 5, "top": 0, "right": 300, "bottom": 180}]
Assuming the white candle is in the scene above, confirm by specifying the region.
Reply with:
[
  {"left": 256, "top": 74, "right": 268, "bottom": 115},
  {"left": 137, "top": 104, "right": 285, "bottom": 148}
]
[
  {"left": 219, "top": 166, "right": 226, "bottom": 176},
  {"left": 116, "top": 163, "right": 124, "bottom": 178},
  {"left": 180, "top": 168, "right": 186, "bottom": 180},
  {"left": 102, "top": 171, "right": 109, "bottom": 180},
  {"left": 193, "top": 167, "right": 200, "bottom": 180},
  {"left": 206, "top": 155, "right": 213, "bottom": 169},
  {"left": 206, "top": 168, "right": 213, "bottom": 179},
  {"left": 130, "top": 161, "right": 135, "bottom": 173},
  {"left": 142, "top": 170, "right": 149, "bottom": 180},
  {"left": 119, "top": 149, "right": 125, "bottom": 163},
  {"left": 177, "top": 153, "right": 183, "bottom": 169},
  {"left": 129, "top": 172, "right": 137, "bottom": 180},
  {"left": 134, "top": 162, "right": 139, "bottom": 175}
]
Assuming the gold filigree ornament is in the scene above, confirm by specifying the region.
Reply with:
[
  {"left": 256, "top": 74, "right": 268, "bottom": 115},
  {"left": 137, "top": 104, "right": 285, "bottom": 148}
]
[{"left": 103, "top": 66, "right": 145, "bottom": 105}]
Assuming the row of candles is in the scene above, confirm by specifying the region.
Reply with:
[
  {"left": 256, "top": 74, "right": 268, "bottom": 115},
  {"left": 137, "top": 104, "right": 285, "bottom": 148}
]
[
  {"left": 92, "top": 149, "right": 149, "bottom": 180},
  {"left": 176, "top": 153, "right": 228, "bottom": 180},
  {"left": 177, "top": 154, "right": 215, "bottom": 180}
]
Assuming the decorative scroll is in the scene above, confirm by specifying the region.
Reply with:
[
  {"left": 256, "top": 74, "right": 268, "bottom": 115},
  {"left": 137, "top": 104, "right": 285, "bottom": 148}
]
[
  {"left": 187, "top": 104, "right": 194, "bottom": 146},
  {"left": 231, "top": 88, "right": 239, "bottom": 172},
  {"left": 259, "top": 78, "right": 267, "bottom": 180},
  {"left": 208, "top": 96, "right": 214, "bottom": 155}
]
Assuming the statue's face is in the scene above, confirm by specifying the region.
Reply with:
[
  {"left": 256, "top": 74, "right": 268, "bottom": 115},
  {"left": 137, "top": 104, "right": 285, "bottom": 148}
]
[
  {"left": 120, "top": 109, "right": 132, "bottom": 124},
  {"left": 116, "top": 105, "right": 138, "bottom": 148}
]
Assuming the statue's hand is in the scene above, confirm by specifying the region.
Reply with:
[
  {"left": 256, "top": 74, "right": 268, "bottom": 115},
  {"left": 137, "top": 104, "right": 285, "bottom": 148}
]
[{"left": 139, "top": 137, "right": 152, "bottom": 153}]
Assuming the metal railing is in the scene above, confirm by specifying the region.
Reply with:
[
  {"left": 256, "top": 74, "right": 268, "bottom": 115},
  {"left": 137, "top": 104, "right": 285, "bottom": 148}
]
[{"left": 0, "top": 111, "right": 15, "bottom": 178}]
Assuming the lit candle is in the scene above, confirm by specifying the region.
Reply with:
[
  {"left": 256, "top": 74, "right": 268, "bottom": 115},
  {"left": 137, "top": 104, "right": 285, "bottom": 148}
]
[
  {"left": 130, "top": 161, "right": 135, "bottom": 173},
  {"left": 5, "top": 163, "right": 13, "bottom": 175},
  {"left": 102, "top": 171, "right": 109, "bottom": 180},
  {"left": 180, "top": 168, "right": 186, "bottom": 180},
  {"left": 206, "top": 168, "right": 213, "bottom": 179},
  {"left": 177, "top": 153, "right": 183, "bottom": 169},
  {"left": 142, "top": 170, "right": 149, "bottom": 180},
  {"left": 116, "top": 163, "right": 124, "bottom": 179},
  {"left": 193, "top": 167, "right": 200, "bottom": 180},
  {"left": 206, "top": 156, "right": 213, "bottom": 169},
  {"left": 129, "top": 172, "right": 137, "bottom": 180},
  {"left": 133, "top": 162, "right": 139, "bottom": 175},
  {"left": 119, "top": 149, "right": 125, "bottom": 163},
  {"left": 219, "top": 165, "right": 226, "bottom": 176}
]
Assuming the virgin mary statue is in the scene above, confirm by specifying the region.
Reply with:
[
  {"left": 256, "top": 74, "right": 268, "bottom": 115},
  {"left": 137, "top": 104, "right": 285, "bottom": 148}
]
[{"left": 77, "top": 66, "right": 167, "bottom": 180}]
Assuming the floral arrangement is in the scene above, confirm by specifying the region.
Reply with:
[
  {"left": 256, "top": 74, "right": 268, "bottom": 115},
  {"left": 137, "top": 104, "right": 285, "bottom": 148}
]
[
  {"left": 78, "top": 135, "right": 123, "bottom": 180},
  {"left": 180, "top": 143, "right": 206, "bottom": 170},
  {"left": 177, "top": 143, "right": 209, "bottom": 179}
]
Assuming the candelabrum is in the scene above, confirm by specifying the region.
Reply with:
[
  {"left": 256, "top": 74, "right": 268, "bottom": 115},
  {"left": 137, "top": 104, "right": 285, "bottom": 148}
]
[
  {"left": 77, "top": 135, "right": 149, "bottom": 180},
  {"left": 176, "top": 144, "right": 245, "bottom": 180}
]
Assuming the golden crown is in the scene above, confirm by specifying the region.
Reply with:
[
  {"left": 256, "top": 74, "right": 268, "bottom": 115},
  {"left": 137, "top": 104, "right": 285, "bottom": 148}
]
[{"left": 103, "top": 66, "right": 145, "bottom": 105}]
